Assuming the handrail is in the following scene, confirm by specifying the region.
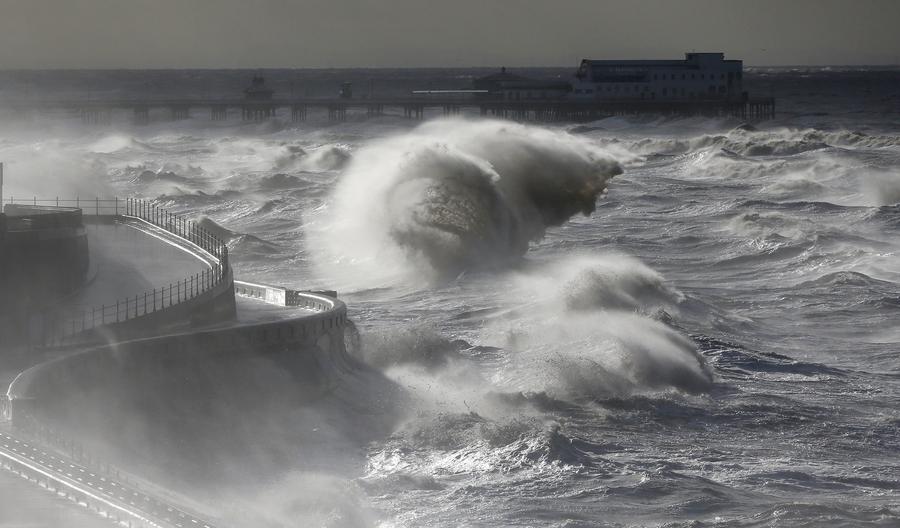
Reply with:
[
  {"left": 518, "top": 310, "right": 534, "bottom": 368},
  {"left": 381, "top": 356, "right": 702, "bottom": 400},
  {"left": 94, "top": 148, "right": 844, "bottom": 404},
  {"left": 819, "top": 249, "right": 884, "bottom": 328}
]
[
  {"left": 34, "top": 197, "right": 232, "bottom": 346},
  {"left": 2, "top": 197, "right": 123, "bottom": 216}
]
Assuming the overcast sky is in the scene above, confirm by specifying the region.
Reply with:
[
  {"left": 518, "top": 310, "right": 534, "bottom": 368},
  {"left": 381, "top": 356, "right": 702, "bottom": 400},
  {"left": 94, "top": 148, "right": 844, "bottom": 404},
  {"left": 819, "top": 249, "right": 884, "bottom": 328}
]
[{"left": 0, "top": 0, "right": 897, "bottom": 69}]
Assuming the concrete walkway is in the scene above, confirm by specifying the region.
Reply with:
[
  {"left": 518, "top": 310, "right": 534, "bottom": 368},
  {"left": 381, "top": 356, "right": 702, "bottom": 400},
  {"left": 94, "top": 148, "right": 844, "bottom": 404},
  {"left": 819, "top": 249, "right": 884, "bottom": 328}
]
[
  {"left": 0, "top": 428, "right": 216, "bottom": 528},
  {"left": 58, "top": 220, "right": 211, "bottom": 315}
]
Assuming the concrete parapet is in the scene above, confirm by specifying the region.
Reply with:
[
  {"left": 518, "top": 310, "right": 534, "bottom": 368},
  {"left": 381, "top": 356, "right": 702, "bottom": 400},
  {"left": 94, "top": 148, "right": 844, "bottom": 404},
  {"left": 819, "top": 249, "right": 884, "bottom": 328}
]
[
  {"left": 0, "top": 204, "right": 90, "bottom": 346},
  {"left": 234, "top": 279, "right": 337, "bottom": 307}
]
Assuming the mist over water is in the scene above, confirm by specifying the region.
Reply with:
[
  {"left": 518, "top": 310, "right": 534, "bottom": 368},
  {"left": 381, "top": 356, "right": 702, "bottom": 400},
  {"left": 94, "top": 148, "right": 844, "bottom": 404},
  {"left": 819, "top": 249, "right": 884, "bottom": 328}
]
[{"left": 1, "top": 68, "right": 899, "bottom": 527}]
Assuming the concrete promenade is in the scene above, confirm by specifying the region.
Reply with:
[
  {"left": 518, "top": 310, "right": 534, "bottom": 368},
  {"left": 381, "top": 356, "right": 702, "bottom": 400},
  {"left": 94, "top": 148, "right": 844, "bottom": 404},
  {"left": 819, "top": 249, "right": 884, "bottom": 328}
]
[
  {"left": 1, "top": 197, "right": 360, "bottom": 527},
  {"left": 0, "top": 428, "right": 217, "bottom": 528},
  {"left": 68, "top": 220, "right": 212, "bottom": 316}
]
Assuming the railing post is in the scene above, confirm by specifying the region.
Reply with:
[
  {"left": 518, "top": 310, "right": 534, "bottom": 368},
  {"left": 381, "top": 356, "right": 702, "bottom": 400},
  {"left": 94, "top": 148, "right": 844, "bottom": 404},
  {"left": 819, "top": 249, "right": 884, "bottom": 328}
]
[
  {"left": 153, "top": 288, "right": 157, "bottom": 311},
  {"left": 143, "top": 292, "right": 147, "bottom": 315},
  {"left": 169, "top": 283, "right": 173, "bottom": 307},
  {"left": 101, "top": 304, "right": 105, "bottom": 324}
]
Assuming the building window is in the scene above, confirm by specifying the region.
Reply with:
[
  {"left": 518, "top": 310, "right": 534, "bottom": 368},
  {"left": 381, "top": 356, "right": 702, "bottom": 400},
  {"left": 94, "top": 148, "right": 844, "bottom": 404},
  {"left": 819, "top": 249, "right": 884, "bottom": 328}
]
[
  {"left": 682, "top": 74, "right": 686, "bottom": 80},
  {"left": 662, "top": 87, "right": 667, "bottom": 96},
  {"left": 692, "top": 74, "right": 696, "bottom": 80}
]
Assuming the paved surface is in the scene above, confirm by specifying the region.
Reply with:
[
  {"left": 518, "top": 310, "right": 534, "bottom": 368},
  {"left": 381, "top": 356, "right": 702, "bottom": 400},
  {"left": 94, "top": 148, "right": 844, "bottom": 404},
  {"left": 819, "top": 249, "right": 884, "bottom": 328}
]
[
  {"left": 0, "top": 429, "right": 217, "bottom": 528},
  {"left": 0, "top": 468, "right": 109, "bottom": 528},
  {"left": 65, "top": 220, "right": 211, "bottom": 312}
]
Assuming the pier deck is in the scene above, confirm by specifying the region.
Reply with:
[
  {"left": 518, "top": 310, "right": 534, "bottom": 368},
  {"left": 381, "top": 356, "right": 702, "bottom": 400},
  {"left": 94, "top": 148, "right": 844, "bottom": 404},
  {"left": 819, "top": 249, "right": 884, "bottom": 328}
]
[{"left": 1, "top": 96, "right": 776, "bottom": 123}]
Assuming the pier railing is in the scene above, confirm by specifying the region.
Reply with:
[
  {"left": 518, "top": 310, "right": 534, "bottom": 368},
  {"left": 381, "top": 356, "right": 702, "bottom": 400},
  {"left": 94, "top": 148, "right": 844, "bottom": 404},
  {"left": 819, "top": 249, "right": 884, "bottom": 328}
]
[{"left": 5, "top": 196, "right": 233, "bottom": 346}]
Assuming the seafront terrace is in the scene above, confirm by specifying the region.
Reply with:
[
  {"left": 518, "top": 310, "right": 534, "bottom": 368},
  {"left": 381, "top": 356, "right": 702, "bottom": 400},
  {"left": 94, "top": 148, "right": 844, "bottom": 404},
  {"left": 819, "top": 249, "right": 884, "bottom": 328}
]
[{"left": 1, "top": 195, "right": 352, "bottom": 528}]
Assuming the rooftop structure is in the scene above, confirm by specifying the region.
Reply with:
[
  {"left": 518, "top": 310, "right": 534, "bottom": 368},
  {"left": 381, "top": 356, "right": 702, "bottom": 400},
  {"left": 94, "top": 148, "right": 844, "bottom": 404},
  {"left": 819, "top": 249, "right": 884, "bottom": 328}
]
[
  {"left": 473, "top": 67, "right": 571, "bottom": 100},
  {"left": 571, "top": 52, "right": 744, "bottom": 101},
  {"left": 243, "top": 75, "right": 274, "bottom": 100}
]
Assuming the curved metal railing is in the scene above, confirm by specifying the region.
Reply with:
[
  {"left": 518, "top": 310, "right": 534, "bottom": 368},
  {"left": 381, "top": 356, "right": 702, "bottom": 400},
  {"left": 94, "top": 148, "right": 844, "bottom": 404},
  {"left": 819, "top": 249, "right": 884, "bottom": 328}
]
[{"left": 5, "top": 197, "right": 233, "bottom": 346}]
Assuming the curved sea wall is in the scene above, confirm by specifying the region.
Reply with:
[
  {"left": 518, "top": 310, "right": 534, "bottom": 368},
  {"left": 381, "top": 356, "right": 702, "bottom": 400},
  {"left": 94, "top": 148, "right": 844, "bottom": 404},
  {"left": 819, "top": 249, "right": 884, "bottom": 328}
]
[
  {"left": 4, "top": 198, "right": 401, "bottom": 488},
  {"left": 8, "top": 291, "right": 357, "bottom": 480}
]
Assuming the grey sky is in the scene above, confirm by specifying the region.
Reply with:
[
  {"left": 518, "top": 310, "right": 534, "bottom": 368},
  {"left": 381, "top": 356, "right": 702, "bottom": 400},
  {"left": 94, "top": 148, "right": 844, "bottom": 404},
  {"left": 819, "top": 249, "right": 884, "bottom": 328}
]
[{"left": 0, "top": 0, "right": 897, "bottom": 68}]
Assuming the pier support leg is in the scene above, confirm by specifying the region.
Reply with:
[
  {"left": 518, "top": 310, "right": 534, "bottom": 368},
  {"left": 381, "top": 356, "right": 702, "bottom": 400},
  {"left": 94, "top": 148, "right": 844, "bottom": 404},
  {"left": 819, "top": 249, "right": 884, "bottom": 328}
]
[
  {"left": 170, "top": 106, "right": 190, "bottom": 121},
  {"left": 211, "top": 105, "right": 228, "bottom": 121},
  {"left": 292, "top": 105, "right": 307, "bottom": 122},
  {"left": 133, "top": 107, "right": 149, "bottom": 125}
]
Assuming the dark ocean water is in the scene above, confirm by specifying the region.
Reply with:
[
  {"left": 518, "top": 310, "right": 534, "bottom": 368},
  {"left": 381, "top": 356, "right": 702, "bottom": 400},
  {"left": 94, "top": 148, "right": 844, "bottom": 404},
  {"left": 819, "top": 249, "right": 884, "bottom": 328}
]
[{"left": 1, "top": 67, "right": 899, "bottom": 527}]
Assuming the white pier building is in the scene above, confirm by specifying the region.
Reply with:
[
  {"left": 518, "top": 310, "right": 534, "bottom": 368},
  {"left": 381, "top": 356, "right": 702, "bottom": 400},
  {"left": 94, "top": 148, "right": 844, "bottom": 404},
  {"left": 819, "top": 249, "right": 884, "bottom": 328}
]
[{"left": 570, "top": 52, "right": 744, "bottom": 101}]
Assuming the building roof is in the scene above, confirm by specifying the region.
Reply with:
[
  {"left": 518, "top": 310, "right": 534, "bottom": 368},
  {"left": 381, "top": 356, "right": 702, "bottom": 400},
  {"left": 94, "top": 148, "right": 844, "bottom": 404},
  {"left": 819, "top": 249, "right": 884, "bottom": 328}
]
[
  {"left": 579, "top": 53, "right": 741, "bottom": 69},
  {"left": 475, "top": 67, "right": 530, "bottom": 84}
]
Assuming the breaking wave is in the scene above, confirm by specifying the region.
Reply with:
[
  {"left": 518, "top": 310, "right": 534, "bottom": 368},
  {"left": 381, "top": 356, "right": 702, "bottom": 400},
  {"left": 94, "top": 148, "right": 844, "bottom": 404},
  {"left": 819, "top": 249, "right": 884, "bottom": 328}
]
[
  {"left": 491, "top": 255, "right": 713, "bottom": 398},
  {"left": 314, "top": 119, "right": 622, "bottom": 284}
]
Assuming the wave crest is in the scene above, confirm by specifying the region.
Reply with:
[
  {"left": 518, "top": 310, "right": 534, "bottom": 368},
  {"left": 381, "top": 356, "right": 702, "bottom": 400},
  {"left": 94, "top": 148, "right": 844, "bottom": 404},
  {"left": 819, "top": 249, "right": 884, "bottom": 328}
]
[{"left": 314, "top": 119, "right": 622, "bottom": 284}]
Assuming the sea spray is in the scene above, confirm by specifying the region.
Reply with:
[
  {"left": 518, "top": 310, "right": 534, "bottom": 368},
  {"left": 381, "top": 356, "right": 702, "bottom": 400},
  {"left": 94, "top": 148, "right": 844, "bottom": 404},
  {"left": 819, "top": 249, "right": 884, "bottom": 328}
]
[{"left": 486, "top": 254, "right": 713, "bottom": 398}]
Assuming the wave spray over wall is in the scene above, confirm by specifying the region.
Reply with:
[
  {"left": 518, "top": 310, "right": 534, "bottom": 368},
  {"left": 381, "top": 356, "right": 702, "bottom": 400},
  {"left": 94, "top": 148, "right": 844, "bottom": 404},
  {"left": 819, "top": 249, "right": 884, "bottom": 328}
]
[{"left": 315, "top": 119, "right": 623, "bottom": 285}]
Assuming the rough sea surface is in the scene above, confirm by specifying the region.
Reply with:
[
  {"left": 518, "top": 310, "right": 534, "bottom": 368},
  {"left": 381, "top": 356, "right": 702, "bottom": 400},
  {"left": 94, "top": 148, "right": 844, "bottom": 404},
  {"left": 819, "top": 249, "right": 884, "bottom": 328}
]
[{"left": 1, "top": 67, "right": 899, "bottom": 527}]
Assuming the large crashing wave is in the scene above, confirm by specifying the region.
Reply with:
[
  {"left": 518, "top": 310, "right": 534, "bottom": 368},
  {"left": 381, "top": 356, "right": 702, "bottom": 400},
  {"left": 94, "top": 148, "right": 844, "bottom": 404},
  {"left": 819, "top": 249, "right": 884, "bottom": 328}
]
[{"left": 315, "top": 119, "right": 622, "bottom": 283}]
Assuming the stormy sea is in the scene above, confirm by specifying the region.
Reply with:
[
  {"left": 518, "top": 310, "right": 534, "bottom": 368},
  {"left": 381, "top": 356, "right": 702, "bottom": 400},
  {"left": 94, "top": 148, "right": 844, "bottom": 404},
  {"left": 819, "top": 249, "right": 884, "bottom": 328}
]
[{"left": 1, "top": 67, "right": 898, "bottom": 527}]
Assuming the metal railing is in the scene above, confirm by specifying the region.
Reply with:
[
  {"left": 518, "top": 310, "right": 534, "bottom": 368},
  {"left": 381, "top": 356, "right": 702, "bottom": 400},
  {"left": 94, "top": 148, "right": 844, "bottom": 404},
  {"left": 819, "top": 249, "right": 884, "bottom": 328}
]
[
  {"left": 22, "top": 197, "right": 232, "bottom": 345},
  {"left": 2, "top": 196, "right": 124, "bottom": 216},
  {"left": 123, "top": 197, "right": 228, "bottom": 267}
]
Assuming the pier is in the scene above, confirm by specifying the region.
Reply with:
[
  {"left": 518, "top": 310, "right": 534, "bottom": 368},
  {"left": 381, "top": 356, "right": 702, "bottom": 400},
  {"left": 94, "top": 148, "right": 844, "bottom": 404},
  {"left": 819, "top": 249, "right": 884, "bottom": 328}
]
[{"left": 1, "top": 96, "right": 776, "bottom": 124}]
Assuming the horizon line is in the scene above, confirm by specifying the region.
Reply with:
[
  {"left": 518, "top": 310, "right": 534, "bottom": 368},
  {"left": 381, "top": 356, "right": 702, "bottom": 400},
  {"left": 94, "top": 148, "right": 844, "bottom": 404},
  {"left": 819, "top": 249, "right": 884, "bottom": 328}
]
[{"left": 0, "top": 63, "right": 899, "bottom": 72}]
